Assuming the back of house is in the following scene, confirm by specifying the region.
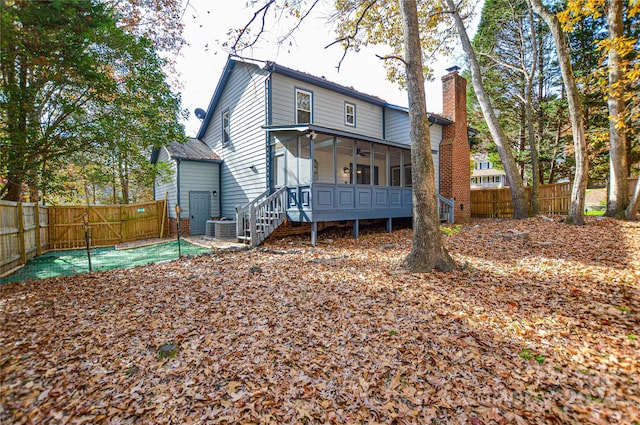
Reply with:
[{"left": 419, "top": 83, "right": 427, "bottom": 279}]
[{"left": 155, "top": 56, "right": 471, "bottom": 244}]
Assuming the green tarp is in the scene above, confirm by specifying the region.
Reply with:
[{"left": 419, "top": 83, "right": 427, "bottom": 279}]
[{"left": 1, "top": 241, "right": 209, "bottom": 284}]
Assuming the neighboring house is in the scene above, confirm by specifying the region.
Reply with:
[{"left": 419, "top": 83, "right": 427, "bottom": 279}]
[
  {"left": 154, "top": 55, "right": 470, "bottom": 244},
  {"left": 471, "top": 153, "right": 507, "bottom": 189},
  {"left": 151, "top": 138, "right": 222, "bottom": 235}
]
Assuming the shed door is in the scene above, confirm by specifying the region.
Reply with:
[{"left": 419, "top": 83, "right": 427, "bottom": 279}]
[{"left": 189, "top": 191, "right": 210, "bottom": 235}]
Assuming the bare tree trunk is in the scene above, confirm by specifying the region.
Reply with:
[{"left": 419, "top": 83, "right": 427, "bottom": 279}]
[
  {"left": 519, "top": 103, "right": 526, "bottom": 180},
  {"left": 626, "top": 178, "right": 640, "bottom": 220},
  {"left": 112, "top": 160, "right": 118, "bottom": 204},
  {"left": 122, "top": 158, "right": 130, "bottom": 204},
  {"left": 400, "top": 0, "right": 455, "bottom": 273},
  {"left": 444, "top": 0, "right": 529, "bottom": 219},
  {"left": 605, "top": 0, "right": 629, "bottom": 218},
  {"left": 537, "top": 20, "right": 546, "bottom": 184},
  {"left": 525, "top": 85, "right": 539, "bottom": 215},
  {"left": 525, "top": 5, "right": 539, "bottom": 215},
  {"left": 529, "top": 0, "right": 588, "bottom": 225},
  {"left": 28, "top": 168, "right": 39, "bottom": 203}
]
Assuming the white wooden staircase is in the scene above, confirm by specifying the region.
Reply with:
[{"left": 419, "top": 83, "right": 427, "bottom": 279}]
[{"left": 235, "top": 187, "right": 287, "bottom": 246}]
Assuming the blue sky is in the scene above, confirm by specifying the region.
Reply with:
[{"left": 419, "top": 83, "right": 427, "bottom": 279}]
[{"left": 173, "top": 0, "right": 475, "bottom": 137}]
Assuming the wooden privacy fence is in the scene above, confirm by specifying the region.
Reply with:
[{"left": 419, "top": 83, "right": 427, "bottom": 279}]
[
  {"left": 471, "top": 182, "right": 571, "bottom": 218},
  {"left": 0, "top": 201, "right": 49, "bottom": 276},
  {"left": 1, "top": 199, "right": 168, "bottom": 276},
  {"left": 471, "top": 177, "right": 639, "bottom": 218}
]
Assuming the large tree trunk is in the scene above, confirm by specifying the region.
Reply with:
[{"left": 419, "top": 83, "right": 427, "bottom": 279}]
[
  {"left": 400, "top": 0, "right": 455, "bottom": 273},
  {"left": 121, "top": 156, "right": 130, "bottom": 204},
  {"left": 525, "top": 83, "right": 539, "bottom": 215},
  {"left": 529, "top": 0, "right": 588, "bottom": 225},
  {"left": 444, "top": 0, "right": 529, "bottom": 219},
  {"left": 537, "top": 20, "right": 546, "bottom": 184},
  {"left": 604, "top": 0, "right": 628, "bottom": 218},
  {"left": 526, "top": 5, "right": 540, "bottom": 215},
  {"left": 2, "top": 56, "right": 29, "bottom": 202}
]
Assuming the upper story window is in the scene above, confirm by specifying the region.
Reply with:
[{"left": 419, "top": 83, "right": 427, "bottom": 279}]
[
  {"left": 295, "top": 88, "right": 312, "bottom": 124},
  {"left": 474, "top": 160, "right": 492, "bottom": 170},
  {"left": 345, "top": 102, "right": 355, "bottom": 127},
  {"left": 222, "top": 109, "right": 230, "bottom": 146}
]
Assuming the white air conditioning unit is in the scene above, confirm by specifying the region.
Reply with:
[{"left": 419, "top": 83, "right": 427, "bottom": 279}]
[{"left": 205, "top": 220, "right": 216, "bottom": 239}]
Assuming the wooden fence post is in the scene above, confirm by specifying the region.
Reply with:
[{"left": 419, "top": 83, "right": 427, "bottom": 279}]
[
  {"left": 492, "top": 190, "right": 498, "bottom": 218},
  {"left": 159, "top": 193, "right": 167, "bottom": 238},
  {"left": 120, "top": 205, "right": 125, "bottom": 243},
  {"left": 17, "top": 202, "right": 26, "bottom": 265},
  {"left": 34, "top": 203, "right": 41, "bottom": 255},
  {"left": 49, "top": 207, "right": 55, "bottom": 250}
]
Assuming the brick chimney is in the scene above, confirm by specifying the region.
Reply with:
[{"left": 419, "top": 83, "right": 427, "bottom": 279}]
[{"left": 439, "top": 67, "right": 471, "bottom": 223}]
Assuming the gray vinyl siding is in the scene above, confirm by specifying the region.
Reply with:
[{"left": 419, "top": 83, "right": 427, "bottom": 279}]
[
  {"left": 430, "top": 125, "right": 442, "bottom": 193},
  {"left": 385, "top": 108, "right": 443, "bottom": 193},
  {"left": 201, "top": 62, "right": 269, "bottom": 217},
  {"left": 384, "top": 108, "right": 410, "bottom": 145},
  {"left": 270, "top": 74, "right": 383, "bottom": 139},
  {"left": 178, "top": 161, "right": 220, "bottom": 219},
  {"left": 154, "top": 147, "right": 178, "bottom": 218}
]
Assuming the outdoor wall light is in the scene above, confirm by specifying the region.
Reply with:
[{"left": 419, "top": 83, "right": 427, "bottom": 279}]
[
  {"left": 212, "top": 190, "right": 218, "bottom": 196},
  {"left": 343, "top": 167, "right": 351, "bottom": 174},
  {"left": 249, "top": 165, "right": 258, "bottom": 172}
]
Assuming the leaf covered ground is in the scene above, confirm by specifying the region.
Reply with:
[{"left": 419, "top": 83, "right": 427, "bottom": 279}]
[{"left": 1, "top": 217, "right": 639, "bottom": 424}]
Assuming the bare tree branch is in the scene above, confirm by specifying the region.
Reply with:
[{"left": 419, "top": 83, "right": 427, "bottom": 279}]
[
  {"left": 375, "top": 53, "right": 407, "bottom": 66},
  {"left": 277, "top": 0, "right": 322, "bottom": 45},
  {"left": 325, "top": 0, "right": 379, "bottom": 72},
  {"left": 231, "top": 0, "right": 276, "bottom": 54}
]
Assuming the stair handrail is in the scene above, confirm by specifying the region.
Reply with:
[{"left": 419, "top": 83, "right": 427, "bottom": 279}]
[
  {"left": 250, "top": 186, "right": 287, "bottom": 245},
  {"left": 236, "top": 187, "right": 287, "bottom": 246},
  {"left": 235, "top": 189, "right": 270, "bottom": 241},
  {"left": 437, "top": 193, "right": 455, "bottom": 223}
]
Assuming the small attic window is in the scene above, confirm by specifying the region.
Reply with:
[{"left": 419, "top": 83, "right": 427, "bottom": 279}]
[{"left": 222, "top": 109, "right": 230, "bottom": 146}]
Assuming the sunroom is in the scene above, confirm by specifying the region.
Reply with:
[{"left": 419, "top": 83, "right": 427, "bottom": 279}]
[{"left": 268, "top": 124, "right": 418, "bottom": 221}]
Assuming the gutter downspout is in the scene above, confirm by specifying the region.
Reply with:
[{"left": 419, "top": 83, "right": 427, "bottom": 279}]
[
  {"left": 218, "top": 163, "right": 222, "bottom": 217},
  {"left": 266, "top": 75, "right": 273, "bottom": 193},
  {"left": 436, "top": 123, "right": 444, "bottom": 195}
]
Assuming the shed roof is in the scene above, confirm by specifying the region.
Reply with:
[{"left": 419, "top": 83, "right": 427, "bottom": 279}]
[
  {"left": 150, "top": 138, "right": 221, "bottom": 164},
  {"left": 166, "top": 138, "right": 221, "bottom": 161}
]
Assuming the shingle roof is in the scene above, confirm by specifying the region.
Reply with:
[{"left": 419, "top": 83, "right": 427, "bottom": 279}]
[
  {"left": 196, "top": 55, "right": 461, "bottom": 140},
  {"left": 268, "top": 62, "right": 389, "bottom": 106},
  {"left": 166, "top": 138, "right": 221, "bottom": 161}
]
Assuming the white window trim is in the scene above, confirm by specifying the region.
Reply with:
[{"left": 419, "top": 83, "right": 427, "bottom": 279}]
[
  {"left": 222, "top": 109, "right": 230, "bottom": 146},
  {"left": 295, "top": 88, "right": 312, "bottom": 124},
  {"left": 345, "top": 102, "right": 356, "bottom": 127}
]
